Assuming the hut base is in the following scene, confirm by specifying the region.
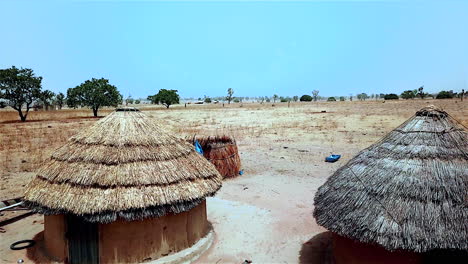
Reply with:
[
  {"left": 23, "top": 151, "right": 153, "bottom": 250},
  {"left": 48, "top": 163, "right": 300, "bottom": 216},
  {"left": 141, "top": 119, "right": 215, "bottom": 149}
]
[
  {"left": 41, "top": 201, "right": 210, "bottom": 264},
  {"left": 332, "top": 233, "right": 422, "bottom": 264},
  {"left": 148, "top": 225, "right": 214, "bottom": 264}
]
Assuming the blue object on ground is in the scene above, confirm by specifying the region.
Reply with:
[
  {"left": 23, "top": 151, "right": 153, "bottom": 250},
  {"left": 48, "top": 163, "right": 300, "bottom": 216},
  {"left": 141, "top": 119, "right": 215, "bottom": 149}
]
[
  {"left": 239, "top": 169, "right": 244, "bottom": 175},
  {"left": 194, "top": 140, "right": 203, "bottom": 155},
  {"left": 325, "top": 154, "right": 341, "bottom": 162}
]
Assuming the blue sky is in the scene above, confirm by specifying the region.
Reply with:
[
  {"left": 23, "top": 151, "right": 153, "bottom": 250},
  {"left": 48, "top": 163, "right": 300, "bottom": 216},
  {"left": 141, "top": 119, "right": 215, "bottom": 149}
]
[{"left": 1, "top": 0, "right": 467, "bottom": 98}]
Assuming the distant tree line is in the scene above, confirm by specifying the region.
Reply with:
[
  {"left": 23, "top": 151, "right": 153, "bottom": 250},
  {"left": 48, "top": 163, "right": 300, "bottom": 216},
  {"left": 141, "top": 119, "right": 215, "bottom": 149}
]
[{"left": 2, "top": 65, "right": 466, "bottom": 122}]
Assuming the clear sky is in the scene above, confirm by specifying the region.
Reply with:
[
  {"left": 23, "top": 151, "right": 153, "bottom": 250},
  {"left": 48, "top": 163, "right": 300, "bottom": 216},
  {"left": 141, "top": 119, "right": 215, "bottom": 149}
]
[{"left": 1, "top": 0, "right": 467, "bottom": 99}]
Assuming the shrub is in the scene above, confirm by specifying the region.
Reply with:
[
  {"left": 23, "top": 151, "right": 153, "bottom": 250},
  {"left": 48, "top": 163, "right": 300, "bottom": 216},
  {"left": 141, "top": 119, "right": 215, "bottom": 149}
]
[
  {"left": 401, "top": 90, "right": 417, "bottom": 99},
  {"left": 384, "top": 94, "right": 399, "bottom": 100},
  {"left": 300, "top": 95, "right": 313, "bottom": 101},
  {"left": 339, "top": 96, "right": 345, "bottom": 101},
  {"left": 327, "top": 97, "right": 336, "bottom": 101},
  {"left": 436, "top": 90, "right": 454, "bottom": 99}
]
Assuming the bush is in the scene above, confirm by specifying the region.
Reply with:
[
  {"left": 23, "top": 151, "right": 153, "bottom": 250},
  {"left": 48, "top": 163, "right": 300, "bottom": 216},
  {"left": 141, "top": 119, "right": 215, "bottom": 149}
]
[
  {"left": 204, "top": 97, "right": 212, "bottom": 103},
  {"left": 339, "top": 96, "right": 345, "bottom": 101},
  {"left": 384, "top": 94, "right": 399, "bottom": 100},
  {"left": 401, "top": 90, "right": 416, "bottom": 99},
  {"left": 233, "top": 98, "right": 240, "bottom": 103},
  {"left": 436, "top": 91, "right": 454, "bottom": 99},
  {"left": 327, "top": 97, "right": 336, "bottom": 101},
  {"left": 135, "top": 100, "right": 140, "bottom": 104},
  {"left": 300, "top": 95, "right": 313, "bottom": 102}
]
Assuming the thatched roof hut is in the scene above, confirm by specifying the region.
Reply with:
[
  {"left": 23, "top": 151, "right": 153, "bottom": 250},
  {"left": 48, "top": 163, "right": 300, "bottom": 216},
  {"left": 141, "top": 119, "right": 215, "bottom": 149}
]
[
  {"left": 23, "top": 109, "right": 222, "bottom": 263},
  {"left": 189, "top": 135, "right": 242, "bottom": 179},
  {"left": 314, "top": 106, "right": 467, "bottom": 255}
]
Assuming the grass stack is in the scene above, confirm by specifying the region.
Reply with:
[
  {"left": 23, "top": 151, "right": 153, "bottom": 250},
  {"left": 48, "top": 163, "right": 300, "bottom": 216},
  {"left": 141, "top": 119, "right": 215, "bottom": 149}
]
[{"left": 189, "top": 135, "right": 242, "bottom": 179}]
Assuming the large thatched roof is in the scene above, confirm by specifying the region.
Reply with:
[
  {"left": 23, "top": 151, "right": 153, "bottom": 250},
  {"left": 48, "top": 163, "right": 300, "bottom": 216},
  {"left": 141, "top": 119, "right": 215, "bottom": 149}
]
[
  {"left": 24, "top": 110, "right": 222, "bottom": 223},
  {"left": 313, "top": 106, "right": 467, "bottom": 252}
]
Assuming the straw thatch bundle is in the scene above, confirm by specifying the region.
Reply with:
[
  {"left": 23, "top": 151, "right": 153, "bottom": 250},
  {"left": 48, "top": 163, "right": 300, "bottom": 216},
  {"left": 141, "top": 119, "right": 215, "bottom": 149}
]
[
  {"left": 314, "top": 106, "right": 468, "bottom": 252},
  {"left": 23, "top": 110, "right": 222, "bottom": 223},
  {"left": 189, "top": 135, "right": 241, "bottom": 179}
]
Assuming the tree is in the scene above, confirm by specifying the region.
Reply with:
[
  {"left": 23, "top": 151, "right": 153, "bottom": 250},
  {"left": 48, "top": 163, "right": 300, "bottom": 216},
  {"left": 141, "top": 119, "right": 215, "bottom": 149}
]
[
  {"left": 327, "top": 97, "right": 336, "bottom": 101},
  {"left": 300, "top": 95, "right": 313, "bottom": 101},
  {"left": 357, "top": 93, "right": 369, "bottom": 101},
  {"left": 0, "top": 66, "right": 42, "bottom": 121},
  {"left": 39, "top": 90, "right": 56, "bottom": 110},
  {"left": 312, "top": 90, "right": 319, "bottom": 101},
  {"left": 226, "top": 88, "right": 234, "bottom": 104},
  {"left": 293, "top": 96, "right": 299, "bottom": 102},
  {"left": 125, "top": 95, "right": 134, "bottom": 105},
  {"left": 204, "top": 96, "right": 212, "bottom": 103},
  {"left": 401, "top": 90, "right": 416, "bottom": 100},
  {"left": 273, "top": 94, "right": 279, "bottom": 103},
  {"left": 418, "top": 86, "right": 425, "bottom": 99},
  {"left": 384, "top": 93, "right": 399, "bottom": 100},
  {"left": 339, "top": 96, "right": 345, "bottom": 101},
  {"left": 148, "top": 89, "right": 180, "bottom": 108},
  {"left": 55, "top": 92, "right": 65, "bottom": 109},
  {"left": 436, "top": 90, "right": 454, "bottom": 99},
  {"left": 67, "top": 78, "right": 122, "bottom": 117}
]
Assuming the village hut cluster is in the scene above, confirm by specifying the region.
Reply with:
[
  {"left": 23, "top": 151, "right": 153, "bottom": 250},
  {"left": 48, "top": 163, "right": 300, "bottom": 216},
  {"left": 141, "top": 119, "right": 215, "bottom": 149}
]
[
  {"left": 188, "top": 135, "right": 242, "bottom": 179},
  {"left": 23, "top": 108, "right": 222, "bottom": 263},
  {"left": 15, "top": 105, "right": 467, "bottom": 264},
  {"left": 314, "top": 106, "right": 468, "bottom": 263}
]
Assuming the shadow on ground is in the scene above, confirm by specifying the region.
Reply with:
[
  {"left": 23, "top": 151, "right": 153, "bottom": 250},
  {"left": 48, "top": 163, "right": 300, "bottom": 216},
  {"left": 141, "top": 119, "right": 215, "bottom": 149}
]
[
  {"left": 26, "top": 231, "right": 55, "bottom": 264},
  {"left": 298, "top": 231, "right": 334, "bottom": 264}
]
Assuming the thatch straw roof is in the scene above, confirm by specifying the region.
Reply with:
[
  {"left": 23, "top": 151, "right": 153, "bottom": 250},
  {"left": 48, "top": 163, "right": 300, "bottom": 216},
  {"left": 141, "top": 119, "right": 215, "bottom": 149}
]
[
  {"left": 189, "top": 135, "right": 242, "bottom": 179},
  {"left": 313, "top": 106, "right": 468, "bottom": 252},
  {"left": 23, "top": 110, "right": 222, "bottom": 223}
]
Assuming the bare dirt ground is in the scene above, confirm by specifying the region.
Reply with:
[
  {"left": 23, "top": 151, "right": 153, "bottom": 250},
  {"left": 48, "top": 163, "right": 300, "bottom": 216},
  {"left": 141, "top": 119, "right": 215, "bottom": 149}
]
[{"left": 0, "top": 99, "right": 466, "bottom": 263}]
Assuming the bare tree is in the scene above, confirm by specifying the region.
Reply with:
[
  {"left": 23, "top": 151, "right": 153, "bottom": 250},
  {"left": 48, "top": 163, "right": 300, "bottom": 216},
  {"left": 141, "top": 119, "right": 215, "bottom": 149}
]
[{"left": 312, "top": 90, "right": 319, "bottom": 101}]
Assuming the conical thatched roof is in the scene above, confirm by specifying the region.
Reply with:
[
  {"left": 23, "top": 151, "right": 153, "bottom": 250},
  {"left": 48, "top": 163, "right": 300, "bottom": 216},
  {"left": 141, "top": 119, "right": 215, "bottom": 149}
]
[
  {"left": 314, "top": 106, "right": 467, "bottom": 252},
  {"left": 24, "top": 110, "right": 222, "bottom": 223}
]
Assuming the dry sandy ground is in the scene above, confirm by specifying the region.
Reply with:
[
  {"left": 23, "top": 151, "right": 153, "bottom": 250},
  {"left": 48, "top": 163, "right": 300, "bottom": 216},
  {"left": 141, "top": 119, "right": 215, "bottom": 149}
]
[{"left": 0, "top": 99, "right": 466, "bottom": 263}]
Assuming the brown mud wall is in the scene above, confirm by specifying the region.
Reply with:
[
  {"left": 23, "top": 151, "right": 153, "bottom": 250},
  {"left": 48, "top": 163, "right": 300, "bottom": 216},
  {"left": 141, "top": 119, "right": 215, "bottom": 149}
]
[
  {"left": 99, "top": 201, "right": 208, "bottom": 263},
  {"left": 43, "top": 215, "right": 67, "bottom": 262}
]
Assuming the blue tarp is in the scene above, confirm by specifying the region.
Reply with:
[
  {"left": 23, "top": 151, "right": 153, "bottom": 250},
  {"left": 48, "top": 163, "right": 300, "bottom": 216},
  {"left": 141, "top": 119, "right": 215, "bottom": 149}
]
[
  {"left": 325, "top": 154, "right": 341, "bottom": 162},
  {"left": 194, "top": 140, "right": 203, "bottom": 155}
]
